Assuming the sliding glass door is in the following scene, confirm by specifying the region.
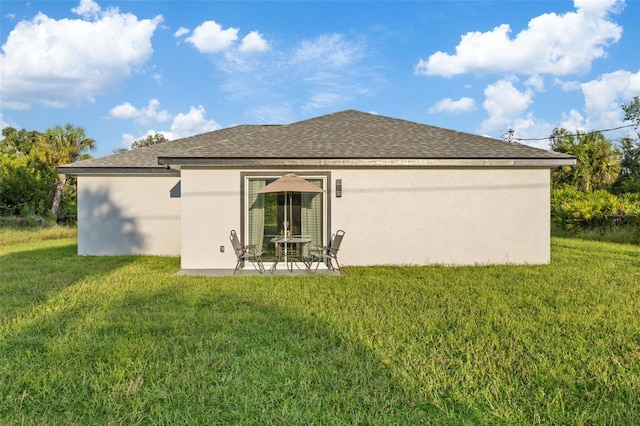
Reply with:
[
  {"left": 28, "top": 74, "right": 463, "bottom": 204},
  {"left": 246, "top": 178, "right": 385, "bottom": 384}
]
[{"left": 244, "top": 174, "right": 327, "bottom": 260}]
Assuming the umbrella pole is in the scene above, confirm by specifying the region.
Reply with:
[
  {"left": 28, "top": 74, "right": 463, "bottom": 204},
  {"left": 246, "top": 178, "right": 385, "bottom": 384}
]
[
  {"left": 289, "top": 193, "right": 293, "bottom": 272},
  {"left": 284, "top": 191, "right": 288, "bottom": 270}
]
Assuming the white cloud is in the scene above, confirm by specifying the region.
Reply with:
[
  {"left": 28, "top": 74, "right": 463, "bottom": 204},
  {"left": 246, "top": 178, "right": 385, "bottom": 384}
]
[
  {"left": 560, "top": 109, "right": 588, "bottom": 132},
  {"left": 247, "top": 104, "right": 296, "bottom": 124},
  {"left": 72, "top": 0, "right": 101, "bottom": 19},
  {"left": 152, "top": 73, "right": 163, "bottom": 86},
  {"left": 218, "top": 32, "right": 378, "bottom": 116},
  {"left": 0, "top": 1, "right": 162, "bottom": 109},
  {"left": 120, "top": 130, "right": 163, "bottom": 150},
  {"left": 121, "top": 133, "right": 137, "bottom": 150},
  {"left": 110, "top": 103, "right": 138, "bottom": 119},
  {"left": 510, "top": 116, "right": 555, "bottom": 150},
  {"left": 415, "top": 0, "right": 623, "bottom": 77},
  {"left": 240, "top": 31, "right": 269, "bottom": 53},
  {"left": 574, "top": 0, "right": 625, "bottom": 15},
  {"left": 293, "top": 34, "right": 364, "bottom": 68},
  {"left": 555, "top": 78, "right": 582, "bottom": 92},
  {"left": 109, "top": 99, "right": 172, "bottom": 125},
  {"left": 292, "top": 34, "right": 374, "bottom": 112},
  {"left": 428, "top": 97, "right": 476, "bottom": 114},
  {"left": 163, "top": 106, "right": 221, "bottom": 140},
  {"left": 478, "top": 78, "right": 534, "bottom": 135},
  {"left": 478, "top": 69, "right": 640, "bottom": 148},
  {"left": 581, "top": 70, "right": 640, "bottom": 116},
  {"left": 525, "top": 75, "right": 545, "bottom": 92},
  {"left": 0, "top": 113, "right": 18, "bottom": 132},
  {"left": 173, "top": 27, "right": 190, "bottom": 38},
  {"left": 305, "top": 92, "right": 353, "bottom": 111},
  {"left": 120, "top": 106, "right": 221, "bottom": 146},
  {"left": 579, "top": 69, "right": 640, "bottom": 130},
  {"left": 547, "top": 70, "right": 640, "bottom": 141},
  {"left": 182, "top": 21, "right": 270, "bottom": 55},
  {"left": 186, "top": 21, "right": 238, "bottom": 53}
]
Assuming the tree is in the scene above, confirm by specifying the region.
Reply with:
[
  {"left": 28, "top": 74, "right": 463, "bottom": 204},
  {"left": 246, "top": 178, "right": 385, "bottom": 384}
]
[
  {"left": 1, "top": 127, "right": 40, "bottom": 156},
  {"left": 112, "top": 133, "right": 168, "bottom": 153},
  {"left": 0, "top": 128, "right": 51, "bottom": 217},
  {"left": 617, "top": 136, "right": 640, "bottom": 184},
  {"left": 132, "top": 133, "right": 168, "bottom": 149},
  {"left": 550, "top": 128, "right": 621, "bottom": 192},
  {"left": 622, "top": 96, "right": 640, "bottom": 128},
  {"left": 0, "top": 154, "right": 50, "bottom": 216},
  {"left": 33, "top": 124, "right": 96, "bottom": 216},
  {"left": 615, "top": 97, "right": 640, "bottom": 193}
]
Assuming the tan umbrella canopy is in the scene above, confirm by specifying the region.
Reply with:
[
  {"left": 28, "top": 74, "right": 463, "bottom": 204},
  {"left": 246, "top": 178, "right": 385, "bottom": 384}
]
[
  {"left": 257, "top": 173, "right": 325, "bottom": 266},
  {"left": 257, "top": 173, "right": 325, "bottom": 195}
]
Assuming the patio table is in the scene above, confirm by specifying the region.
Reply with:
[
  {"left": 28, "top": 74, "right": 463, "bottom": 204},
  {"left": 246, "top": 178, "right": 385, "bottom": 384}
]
[{"left": 269, "top": 236, "right": 312, "bottom": 272}]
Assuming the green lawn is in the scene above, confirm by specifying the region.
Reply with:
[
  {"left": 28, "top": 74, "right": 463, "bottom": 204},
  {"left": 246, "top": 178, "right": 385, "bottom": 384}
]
[{"left": 1, "top": 228, "right": 639, "bottom": 425}]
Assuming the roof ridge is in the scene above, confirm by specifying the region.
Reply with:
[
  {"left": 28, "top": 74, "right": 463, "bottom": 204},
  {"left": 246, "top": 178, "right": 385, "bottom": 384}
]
[{"left": 285, "top": 109, "right": 365, "bottom": 126}]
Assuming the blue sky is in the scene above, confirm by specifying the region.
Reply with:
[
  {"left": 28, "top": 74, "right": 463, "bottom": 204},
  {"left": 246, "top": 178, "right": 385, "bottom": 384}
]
[{"left": 1, "top": 0, "right": 639, "bottom": 157}]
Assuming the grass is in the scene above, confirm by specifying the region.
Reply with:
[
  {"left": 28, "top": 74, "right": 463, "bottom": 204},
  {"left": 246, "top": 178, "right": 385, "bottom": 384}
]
[
  {"left": 1, "top": 227, "right": 639, "bottom": 424},
  {"left": 552, "top": 223, "right": 640, "bottom": 245}
]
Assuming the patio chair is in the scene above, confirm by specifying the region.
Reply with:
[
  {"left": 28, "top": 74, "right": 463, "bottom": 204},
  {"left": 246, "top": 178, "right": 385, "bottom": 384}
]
[
  {"left": 309, "top": 230, "right": 345, "bottom": 273},
  {"left": 230, "top": 230, "right": 265, "bottom": 275}
]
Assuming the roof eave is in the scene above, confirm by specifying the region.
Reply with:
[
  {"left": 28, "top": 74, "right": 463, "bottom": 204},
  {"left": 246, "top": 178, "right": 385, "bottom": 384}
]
[
  {"left": 56, "top": 166, "right": 180, "bottom": 176},
  {"left": 157, "top": 157, "right": 576, "bottom": 168}
]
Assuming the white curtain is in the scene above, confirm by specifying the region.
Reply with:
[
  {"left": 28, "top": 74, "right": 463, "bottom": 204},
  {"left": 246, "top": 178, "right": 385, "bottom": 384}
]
[
  {"left": 248, "top": 179, "right": 266, "bottom": 252},
  {"left": 301, "top": 179, "right": 324, "bottom": 255}
]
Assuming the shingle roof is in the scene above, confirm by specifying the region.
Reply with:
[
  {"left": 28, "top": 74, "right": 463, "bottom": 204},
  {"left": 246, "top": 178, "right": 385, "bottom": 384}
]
[
  {"left": 57, "top": 125, "right": 263, "bottom": 173},
  {"left": 58, "top": 110, "right": 574, "bottom": 174}
]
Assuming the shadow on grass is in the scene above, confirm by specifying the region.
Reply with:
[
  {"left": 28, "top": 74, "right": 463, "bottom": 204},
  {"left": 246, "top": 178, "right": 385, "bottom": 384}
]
[
  {"left": 1, "top": 185, "right": 147, "bottom": 317},
  {"left": 0, "top": 277, "right": 482, "bottom": 424},
  {"left": 0, "top": 241, "right": 136, "bottom": 321}
]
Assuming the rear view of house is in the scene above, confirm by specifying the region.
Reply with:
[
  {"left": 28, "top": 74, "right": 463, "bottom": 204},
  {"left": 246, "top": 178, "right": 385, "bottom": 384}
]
[{"left": 58, "top": 110, "right": 575, "bottom": 271}]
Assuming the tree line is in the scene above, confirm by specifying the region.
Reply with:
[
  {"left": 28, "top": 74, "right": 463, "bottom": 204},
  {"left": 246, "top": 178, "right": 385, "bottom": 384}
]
[
  {"left": 0, "top": 125, "right": 95, "bottom": 222},
  {"left": 550, "top": 97, "right": 640, "bottom": 233},
  {"left": 0, "top": 127, "right": 166, "bottom": 224}
]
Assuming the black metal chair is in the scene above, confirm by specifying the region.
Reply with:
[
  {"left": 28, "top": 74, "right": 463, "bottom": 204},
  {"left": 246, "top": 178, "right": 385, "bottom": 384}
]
[
  {"left": 230, "top": 230, "right": 264, "bottom": 274},
  {"left": 309, "top": 230, "right": 345, "bottom": 273}
]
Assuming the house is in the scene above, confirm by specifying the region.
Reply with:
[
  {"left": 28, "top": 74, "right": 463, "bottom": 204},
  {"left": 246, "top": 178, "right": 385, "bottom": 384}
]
[{"left": 58, "top": 110, "right": 575, "bottom": 271}]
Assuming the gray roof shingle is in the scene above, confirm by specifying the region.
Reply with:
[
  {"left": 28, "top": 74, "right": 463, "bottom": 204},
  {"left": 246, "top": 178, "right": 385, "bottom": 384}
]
[
  {"left": 58, "top": 125, "right": 263, "bottom": 172},
  {"left": 59, "top": 110, "right": 574, "bottom": 173}
]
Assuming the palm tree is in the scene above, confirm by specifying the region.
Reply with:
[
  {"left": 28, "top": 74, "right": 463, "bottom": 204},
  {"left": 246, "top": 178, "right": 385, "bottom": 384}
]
[
  {"left": 35, "top": 124, "right": 96, "bottom": 216},
  {"left": 550, "top": 128, "right": 621, "bottom": 191},
  {"left": 579, "top": 132, "right": 621, "bottom": 191}
]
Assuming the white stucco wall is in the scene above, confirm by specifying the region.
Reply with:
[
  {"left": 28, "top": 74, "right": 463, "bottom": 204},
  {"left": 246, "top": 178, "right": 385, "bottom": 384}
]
[
  {"left": 180, "top": 168, "right": 240, "bottom": 270},
  {"left": 331, "top": 168, "right": 551, "bottom": 266},
  {"left": 179, "top": 167, "right": 551, "bottom": 269},
  {"left": 77, "top": 175, "right": 181, "bottom": 256}
]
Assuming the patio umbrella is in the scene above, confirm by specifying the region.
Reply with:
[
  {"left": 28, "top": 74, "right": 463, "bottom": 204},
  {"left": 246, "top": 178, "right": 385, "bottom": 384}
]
[{"left": 257, "top": 173, "right": 325, "bottom": 268}]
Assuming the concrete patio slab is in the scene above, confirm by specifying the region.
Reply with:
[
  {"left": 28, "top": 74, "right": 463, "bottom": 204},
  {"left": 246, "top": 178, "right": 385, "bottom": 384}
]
[{"left": 176, "top": 265, "right": 342, "bottom": 277}]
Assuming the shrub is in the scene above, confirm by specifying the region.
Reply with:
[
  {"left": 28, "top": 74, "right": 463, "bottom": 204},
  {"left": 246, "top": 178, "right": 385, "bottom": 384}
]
[
  {"left": 551, "top": 186, "right": 640, "bottom": 232},
  {"left": 612, "top": 176, "right": 640, "bottom": 194},
  {"left": 0, "top": 154, "right": 54, "bottom": 217},
  {"left": 0, "top": 214, "right": 57, "bottom": 229}
]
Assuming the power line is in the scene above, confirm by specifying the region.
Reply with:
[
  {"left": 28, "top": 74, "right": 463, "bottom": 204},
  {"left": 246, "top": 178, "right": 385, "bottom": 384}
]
[{"left": 502, "top": 123, "right": 637, "bottom": 142}]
